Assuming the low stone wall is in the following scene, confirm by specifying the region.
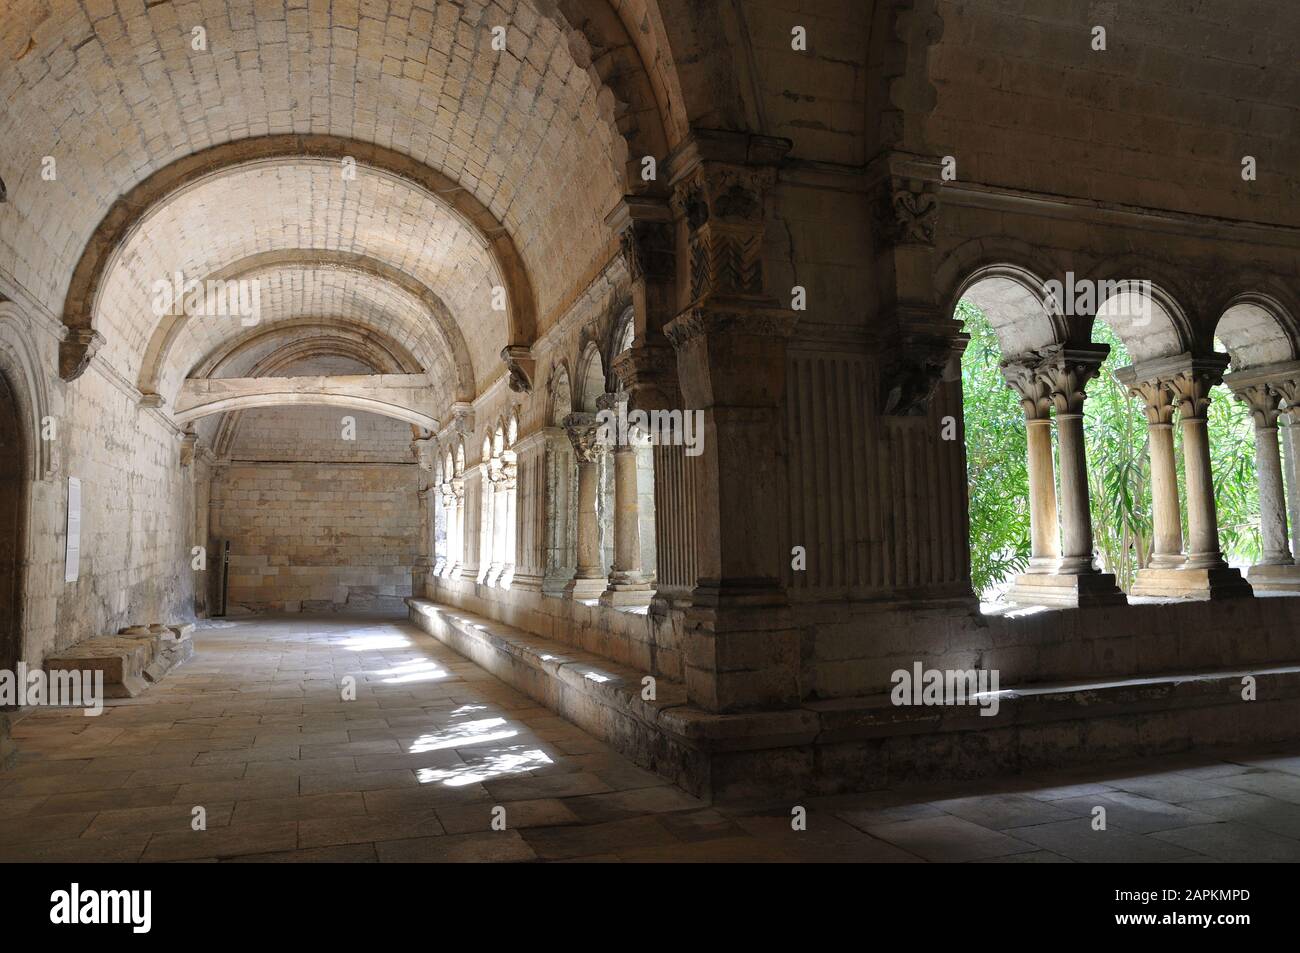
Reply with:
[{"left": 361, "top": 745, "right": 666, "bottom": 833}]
[
  {"left": 430, "top": 568, "right": 1300, "bottom": 705},
  {"left": 426, "top": 572, "right": 684, "bottom": 681},
  {"left": 409, "top": 596, "right": 1300, "bottom": 801},
  {"left": 804, "top": 594, "right": 1300, "bottom": 699}
]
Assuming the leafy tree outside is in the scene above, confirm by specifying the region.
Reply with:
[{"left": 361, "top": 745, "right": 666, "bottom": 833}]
[{"left": 959, "top": 300, "right": 1262, "bottom": 600}]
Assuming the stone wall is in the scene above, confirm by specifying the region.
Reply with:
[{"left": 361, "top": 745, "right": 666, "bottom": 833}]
[
  {"left": 210, "top": 405, "right": 419, "bottom": 612},
  {"left": 0, "top": 300, "right": 196, "bottom": 670}
]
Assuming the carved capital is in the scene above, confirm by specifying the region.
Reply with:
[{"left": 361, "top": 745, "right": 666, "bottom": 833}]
[
  {"left": 1126, "top": 378, "right": 1177, "bottom": 426},
  {"left": 501, "top": 345, "right": 535, "bottom": 394},
  {"left": 1236, "top": 383, "right": 1282, "bottom": 430},
  {"left": 875, "top": 179, "right": 939, "bottom": 247},
  {"left": 59, "top": 328, "right": 105, "bottom": 381},
  {"left": 999, "top": 359, "right": 1054, "bottom": 422},
  {"left": 611, "top": 343, "right": 679, "bottom": 411},
  {"left": 608, "top": 197, "right": 675, "bottom": 285},
  {"left": 879, "top": 330, "right": 967, "bottom": 417},
  {"left": 663, "top": 301, "right": 797, "bottom": 350},
  {"left": 1035, "top": 343, "right": 1109, "bottom": 416},
  {"left": 1168, "top": 368, "right": 1222, "bottom": 421},
  {"left": 562, "top": 412, "right": 607, "bottom": 463},
  {"left": 1271, "top": 377, "right": 1300, "bottom": 411}
]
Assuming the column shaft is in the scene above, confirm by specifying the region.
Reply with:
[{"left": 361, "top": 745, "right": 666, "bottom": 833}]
[
  {"left": 1148, "top": 423, "right": 1184, "bottom": 566},
  {"left": 1180, "top": 416, "right": 1226, "bottom": 569},
  {"left": 1255, "top": 423, "right": 1291, "bottom": 564},
  {"left": 1055, "top": 412, "right": 1095, "bottom": 573},
  {"left": 1024, "top": 418, "right": 1060, "bottom": 570}
]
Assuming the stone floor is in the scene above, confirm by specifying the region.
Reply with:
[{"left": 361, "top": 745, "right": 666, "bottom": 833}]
[{"left": 3, "top": 612, "right": 1300, "bottom": 863}]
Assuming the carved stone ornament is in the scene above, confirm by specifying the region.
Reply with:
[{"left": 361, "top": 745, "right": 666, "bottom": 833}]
[
  {"left": 561, "top": 412, "right": 607, "bottom": 464},
  {"left": 501, "top": 345, "right": 535, "bottom": 394},
  {"left": 59, "top": 327, "right": 105, "bottom": 381}
]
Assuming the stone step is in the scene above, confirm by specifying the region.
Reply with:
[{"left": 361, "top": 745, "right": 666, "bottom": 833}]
[
  {"left": 42, "top": 622, "right": 195, "bottom": 700},
  {"left": 407, "top": 597, "right": 1300, "bottom": 803}
]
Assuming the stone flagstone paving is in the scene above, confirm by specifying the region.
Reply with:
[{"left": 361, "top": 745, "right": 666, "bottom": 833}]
[{"left": 3, "top": 613, "right": 1300, "bottom": 863}]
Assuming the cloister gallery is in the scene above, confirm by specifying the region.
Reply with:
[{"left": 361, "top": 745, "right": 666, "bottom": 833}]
[{"left": 0, "top": 0, "right": 1299, "bottom": 865}]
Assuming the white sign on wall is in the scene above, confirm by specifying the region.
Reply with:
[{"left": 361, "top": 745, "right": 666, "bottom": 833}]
[{"left": 65, "top": 476, "right": 81, "bottom": 583}]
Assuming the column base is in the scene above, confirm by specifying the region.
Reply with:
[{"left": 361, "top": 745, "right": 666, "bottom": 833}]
[
  {"left": 683, "top": 580, "right": 800, "bottom": 712},
  {"left": 599, "top": 582, "right": 655, "bottom": 608},
  {"left": 542, "top": 570, "right": 575, "bottom": 597},
  {"left": 1246, "top": 563, "right": 1300, "bottom": 592},
  {"left": 563, "top": 575, "right": 607, "bottom": 601},
  {"left": 510, "top": 571, "right": 544, "bottom": 593},
  {"left": 1005, "top": 572, "right": 1126, "bottom": 608},
  {"left": 1130, "top": 566, "right": 1253, "bottom": 600}
]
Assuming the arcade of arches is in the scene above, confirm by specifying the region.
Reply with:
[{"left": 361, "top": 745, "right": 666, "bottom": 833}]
[{"left": 2, "top": 0, "right": 1300, "bottom": 823}]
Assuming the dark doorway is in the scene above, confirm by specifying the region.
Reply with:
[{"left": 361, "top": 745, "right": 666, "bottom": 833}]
[{"left": 0, "top": 370, "right": 26, "bottom": 680}]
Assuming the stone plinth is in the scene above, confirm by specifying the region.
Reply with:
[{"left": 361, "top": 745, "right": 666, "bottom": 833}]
[
  {"left": 1245, "top": 564, "right": 1300, "bottom": 593},
  {"left": 1005, "top": 571, "right": 1126, "bottom": 608},
  {"left": 1131, "top": 566, "right": 1253, "bottom": 600}
]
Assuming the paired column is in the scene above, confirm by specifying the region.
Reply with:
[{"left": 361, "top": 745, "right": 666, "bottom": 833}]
[
  {"left": 1001, "top": 345, "right": 1123, "bottom": 608},
  {"left": 562, "top": 412, "right": 609, "bottom": 600},
  {"left": 598, "top": 396, "right": 654, "bottom": 607},
  {"left": 1126, "top": 356, "right": 1250, "bottom": 599}
]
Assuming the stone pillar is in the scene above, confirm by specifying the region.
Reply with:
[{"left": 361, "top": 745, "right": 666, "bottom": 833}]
[
  {"left": 1232, "top": 379, "right": 1300, "bottom": 591},
  {"left": 459, "top": 465, "right": 482, "bottom": 584},
  {"left": 562, "top": 413, "right": 608, "bottom": 600},
  {"left": 610, "top": 196, "right": 688, "bottom": 611},
  {"left": 1284, "top": 412, "right": 1300, "bottom": 558},
  {"left": 1169, "top": 369, "right": 1226, "bottom": 570},
  {"left": 1005, "top": 345, "right": 1124, "bottom": 608},
  {"left": 665, "top": 132, "right": 801, "bottom": 711},
  {"left": 600, "top": 399, "right": 654, "bottom": 607},
  {"left": 485, "top": 455, "right": 507, "bottom": 587},
  {"left": 507, "top": 430, "right": 547, "bottom": 593},
  {"left": 1039, "top": 346, "right": 1108, "bottom": 575},
  {"left": 1239, "top": 385, "right": 1292, "bottom": 564},
  {"left": 1000, "top": 359, "right": 1059, "bottom": 573},
  {"left": 478, "top": 461, "right": 495, "bottom": 585},
  {"left": 412, "top": 437, "right": 436, "bottom": 597},
  {"left": 438, "top": 481, "right": 457, "bottom": 577},
  {"left": 1125, "top": 379, "right": 1184, "bottom": 569},
  {"left": 450, "top": 478, "right": 465, "bottom": 578},
  {"left": 542, "top": 429, "right": 576, "bottom": 594},
  {"left": 501, "top": 452, "right": 517, "bottom": 588},
  {"left": 1130, "top": 359, "right": 1250, "bottom": 598}
]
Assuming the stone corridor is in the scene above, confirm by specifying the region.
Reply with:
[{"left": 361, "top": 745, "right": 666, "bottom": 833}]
[{"left": 2, "top": 612, "right": 1299, "bottom": 863}]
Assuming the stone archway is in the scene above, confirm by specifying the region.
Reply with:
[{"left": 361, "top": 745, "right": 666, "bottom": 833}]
[{"left": 0, "top": 369, "right": 26, "bottom": 679}]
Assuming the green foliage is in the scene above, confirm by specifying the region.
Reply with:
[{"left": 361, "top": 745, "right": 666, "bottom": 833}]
[
  {"left": 960, "top": 302, "right": 1264, "bottom": 599},
  {"left": 958, "top": 300, "right": 1031, "bottom": 595},
  {"left": 1082, "top": 321, "right": 1152, "bottom": 591}
]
